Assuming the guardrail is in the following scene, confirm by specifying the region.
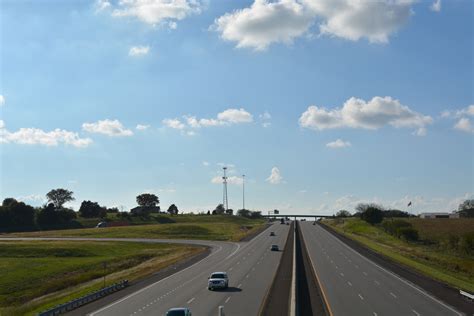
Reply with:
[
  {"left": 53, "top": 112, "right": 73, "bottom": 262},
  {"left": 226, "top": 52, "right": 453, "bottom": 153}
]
[
  {"left": 459, "top": 290, "right": 473, "bottom": 300},
  {"left": 38, "top": 280, "right": 129, "bottom": 316}
]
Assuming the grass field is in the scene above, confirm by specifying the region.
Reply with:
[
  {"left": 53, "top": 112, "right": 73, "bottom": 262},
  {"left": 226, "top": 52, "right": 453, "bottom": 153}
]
[
  {"left": 0, "top": 240, "right": 203, "bottom": 316},
  {"left": 323, "top": 218, "right": 474, "bottom": 293},
  {"left": 6, "top": 215, "right": 266, "bottom": 241}
]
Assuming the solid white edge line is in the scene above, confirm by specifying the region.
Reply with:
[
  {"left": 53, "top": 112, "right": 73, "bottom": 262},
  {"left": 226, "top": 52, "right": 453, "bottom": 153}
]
[
  {"left": 88, "top": 245, "right": 224, "bottom": 316},
  {"left": 225, "top": 242, "right": 241, "bottom": 260},
  {"left": 319, "top": 225, "right": 462, "bottom": 316}
]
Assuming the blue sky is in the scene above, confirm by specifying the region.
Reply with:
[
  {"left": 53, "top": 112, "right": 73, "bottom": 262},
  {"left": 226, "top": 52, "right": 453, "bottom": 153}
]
[{"left": 0, "top": 0, "right": 472, "bottom": 215}]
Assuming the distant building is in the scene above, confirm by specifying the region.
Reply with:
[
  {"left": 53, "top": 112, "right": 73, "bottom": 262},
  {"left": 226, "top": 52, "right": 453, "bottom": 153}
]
[{"left": 419, "top": 212, "right": 459, "bottom": 219}]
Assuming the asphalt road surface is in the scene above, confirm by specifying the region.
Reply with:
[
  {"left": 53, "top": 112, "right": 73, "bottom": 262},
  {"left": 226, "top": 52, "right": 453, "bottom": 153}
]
[
  {"left": 299, "top": 222, "right": 462, "bottom": 316},
  {"left": 1, "top": 223, "right": 290, "bottom": 316}
]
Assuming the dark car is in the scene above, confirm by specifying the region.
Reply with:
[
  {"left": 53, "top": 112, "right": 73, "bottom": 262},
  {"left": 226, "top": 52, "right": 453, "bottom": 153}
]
[
  {"left": 270, "top": 231, "right": 275, "bottom": 236},
  {"left": 271, "top": 244, "right": 279, "bottom": 251},
  {"left": 166, "top": 308, "right": 192, "bottom": 316}
]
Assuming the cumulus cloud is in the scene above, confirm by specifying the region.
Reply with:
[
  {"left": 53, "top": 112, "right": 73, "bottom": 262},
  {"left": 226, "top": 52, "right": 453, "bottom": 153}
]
[
  {"left": 430, "top": 0, "right": 441, "bottom": 12},
  {"left": 454, "top": 118, "right": 473, "bottom": 133},
  {"left": 82, "top": 119, "right": 133, "bottom": 136},
  {"left": 326, "top": 139, "right": 351, "bottom": 148},
  {"left": 95, "top": 0, "right": 111, "bottom": 12},
  {"left": 0, "top": 95, "right": 5, "bottom": 106},
  {"left": 163, "top": 118, "right": 186, "bottom": 130},
  {"left": 129, "top": 46, "right": 150, "bottom": 56},
  {"left": 304, "top": 0, "right": 414, "bottom": 43},
  {"left": 266, "top": 167, "right": 283, "bottom": 184},
  {"left": 0, "top": 120, "right": 92, "bottom": 148},
  {"left": 212, "top": 0, "right": 314, "bottom": 51},
  {"left": 413, "top": 127, "right": 427, "bottom": 137},
  {"left": 136, "top": 124, "right": 150, "bottom": 130},
  {"left": 111, "top": 0, "right": 203, "bottom": 28},
  {"left": 202, "top": 161, "right": 210, "bottom": 166},
  {"left": 212, "top": 0, "right": 415, "bottom": 50},
  {"left": 299, "top": 96, "right": 432, "bottom": 134},
  {"left": 163, "top": 108, "right": 253, "bottom": 133},
  {"left": 441, "top": 105, "right": 474, "bottom": 133}
]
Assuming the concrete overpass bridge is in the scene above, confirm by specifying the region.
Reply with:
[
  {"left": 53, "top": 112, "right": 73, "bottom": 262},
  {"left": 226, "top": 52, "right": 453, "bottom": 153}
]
[{"left": 262, "top": 214, "right": 334, "bottom": 220}]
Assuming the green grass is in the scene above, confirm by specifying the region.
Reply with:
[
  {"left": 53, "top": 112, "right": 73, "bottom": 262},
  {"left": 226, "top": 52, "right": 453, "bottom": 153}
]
[
  {"left": 323, "top": 218, "right": 474, "bottom": 293},
  {"left": 0, "top": 240, "right": 202, "bottom": 316},
  {"left": 7, "top": 215, "right": 265, "bottom": 241}
]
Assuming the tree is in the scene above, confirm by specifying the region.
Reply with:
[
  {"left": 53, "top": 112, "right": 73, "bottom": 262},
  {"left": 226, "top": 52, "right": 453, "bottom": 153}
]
[
  {"left": 46, "top": 188, "right": 75, "bottom": 208},
  {"left": 79, "top": 200, "right": 107, "bottom": 218},
  {"left": 360, "top": 205, "right": 384, "bottom": 225},
  {"left": 225, "top": 209, "right": 234, "bottom": 215},
  {"left": 207, "top": 210, "right": 211, "bottom": 215},
  {"left": 37, "top": 203, "right": 76, "bottom": 227},
  {"left": 336, "top": 210, "right": 351, "bottom": 218},
  {"left": 214, "top": 204, "right": 225, "bottom": 215},
  {"left": 136, "top": 193, "right": 159, "bottom": 208},
  {"left": 0, "top": 198, "right": 35, "bottom": 229},
  {"left": 167, "top": 204, "right": 179, "bottom": 215},
  {"left": 458, "top": 199, "right": 474, "bottom": 218},
  {"left": 250, "top": 211, "right": 262, "bottom": 219}
]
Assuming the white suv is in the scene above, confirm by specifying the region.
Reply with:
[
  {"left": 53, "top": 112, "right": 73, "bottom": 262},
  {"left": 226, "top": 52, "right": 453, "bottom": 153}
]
[{"left": 208, "top": 272, "right": 229, "bottom": 290}]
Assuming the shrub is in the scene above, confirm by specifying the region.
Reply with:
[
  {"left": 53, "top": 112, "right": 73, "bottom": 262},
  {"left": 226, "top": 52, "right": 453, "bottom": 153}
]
[
  {"left": 382, "top": 220, "right": 412, "bottom": 237},
  {"left": 459, "top": 232, "right": 474, "bottom": 255},
  {"left": 360, "top": 206, "right": 384, "bottom": 225},
  {"left": 397, "top": 227, "right": 419, "bottom": 241}
]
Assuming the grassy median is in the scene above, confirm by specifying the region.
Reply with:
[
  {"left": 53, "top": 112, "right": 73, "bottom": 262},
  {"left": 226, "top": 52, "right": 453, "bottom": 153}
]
[
  {"left": 0, "top": 240, "right": 203, "bottom": 316},
  {"left": 7, "top": 215, "right": 266, "bottom": 241},
  {"left": 323, "top": 218, "right": 474, "bottom": 293}
]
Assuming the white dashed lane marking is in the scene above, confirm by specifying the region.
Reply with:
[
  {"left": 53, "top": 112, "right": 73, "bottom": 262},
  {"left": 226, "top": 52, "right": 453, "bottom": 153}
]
[{"left": 187, "top": 297, "right": 195, "bottom": 304}]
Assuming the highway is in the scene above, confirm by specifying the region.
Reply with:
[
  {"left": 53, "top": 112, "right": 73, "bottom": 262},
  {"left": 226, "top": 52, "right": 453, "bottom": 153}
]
[
  {"left": 1, "top": 223, "right": 290, "bottom": 315},
  {"left": 299, "top": 222, "right": 462, "bottom": 316},
  {"left": 88, "top": 223, "right": 288, "bottom": 316}
]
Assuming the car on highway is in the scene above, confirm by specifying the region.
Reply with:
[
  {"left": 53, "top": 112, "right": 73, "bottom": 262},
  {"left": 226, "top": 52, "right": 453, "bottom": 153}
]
[
  {"left": 208, "top": 272, "right": 229, "bottom": 290},
  {"left": 270, "top": 231, "right": 275, "bottom": 236},
  {"left": 271, "top": 244, "right": 279, "bottom": 251},
  {"left": 165, "top": 308, "right": 192, "bottom": 316}
]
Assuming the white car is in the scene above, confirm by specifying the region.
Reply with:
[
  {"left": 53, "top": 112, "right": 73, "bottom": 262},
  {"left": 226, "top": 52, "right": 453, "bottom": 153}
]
[{"left": 208, "top": 272, "right": 229, "bottom": 290}]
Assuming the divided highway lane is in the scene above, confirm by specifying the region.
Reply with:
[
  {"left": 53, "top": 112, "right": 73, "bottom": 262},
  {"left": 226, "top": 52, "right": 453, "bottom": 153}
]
[
  {"left": 90, "top": 223, "right": 289, "bottom": 316},
  {"left": 300, "top": 222, "right": 461, "bottom": 316},
  {"left": 1, "top": 223, "right": 289, "bottom": 316}
]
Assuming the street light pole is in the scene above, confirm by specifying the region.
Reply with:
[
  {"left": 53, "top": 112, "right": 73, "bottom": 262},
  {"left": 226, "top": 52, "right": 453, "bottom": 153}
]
[{"left": 242, "top": 174, "right": 245, "bottom": 210}]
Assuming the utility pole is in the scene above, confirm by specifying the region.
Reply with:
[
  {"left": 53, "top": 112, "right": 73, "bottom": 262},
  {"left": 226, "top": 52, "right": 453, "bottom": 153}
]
[
  {"left": 222, "top": 167, "right": 228, "bottom": 211},
  {"left": 242, "top": 174, "right": 245, "bottom": 210}
]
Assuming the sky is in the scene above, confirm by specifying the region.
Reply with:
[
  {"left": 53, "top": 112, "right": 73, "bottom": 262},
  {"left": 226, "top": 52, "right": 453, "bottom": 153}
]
[{"left": 0, "top": 0, "right": 473, "bottom": 215}]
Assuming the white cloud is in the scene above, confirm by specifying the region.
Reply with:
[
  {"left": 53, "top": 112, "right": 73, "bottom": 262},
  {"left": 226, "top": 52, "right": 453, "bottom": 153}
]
[
  {"left": 326, "top": 139, "right": 351, "bottom": 148},
  {"left": 202, "top": 161, "right": 210, "bottom": 166},
  {"left": 299, "top": 96, "right": 432, "bottom": 134},
  {"left": 454, "top": 118, "right": 473, "bottom": 133},
  {"left": 441, "top": 105, "right": 474, "bottom": 133},
  {"left": 212, "top": 0, "right": 314, "bottom": 51},
  {"left": 413, "top": 127, "right": 427, "bottom": 137},
  {"left": 211, "top": 175, "right": 243, "bottom": 185},
  {"left": 266, "top": 167, "right": 283, "bottom": 184},
  {"left": 212, "top": 0, "right": 415, "bottom": 50},
  {"left": 112, "top": 0, "right": 203, "bottom": 28},
  {"left": 430, "top": 0, "right": 441, "bottom": 12},
  {"left": 163, "top": 108, "right": 253, "bottom": 133},
  {"left": 129, "top": 46, "right": 150, "bottom": 56},
  {"left": 136, "top": 124, "right": 150, "bottom": 130},
  {"left": 17, "top": 194, "right": 47, "bottom": 205},
  {"left": 260, "top": 111, "right": 272, "bottom": 127},
  {"left": 162, "top": 118, "right": 186, "bottom": 130},
  {"left": 95, "top": 0, "right": 111, "bottom": 12},
  {"left": 0, "top": 95, "right": 5, "bottom": 106},
  {"left": 304, "top": 0, "right": 414, "bottom": 43},
  {"left": 0, "top": 120, "right": 92, "bottom": 148},
  {"left": 82, "top": 119, "right": 133, "bottom": 136}
]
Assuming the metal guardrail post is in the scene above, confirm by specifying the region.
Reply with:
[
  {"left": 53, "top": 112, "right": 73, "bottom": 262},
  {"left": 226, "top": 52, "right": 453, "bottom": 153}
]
[{"left": 218, "top": 306, "right": 225, "bottom": 316}]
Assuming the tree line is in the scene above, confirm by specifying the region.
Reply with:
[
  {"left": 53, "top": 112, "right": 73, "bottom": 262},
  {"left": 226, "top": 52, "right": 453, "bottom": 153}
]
[{"left": 0, "top": 188, "right": 263, "bottom": 232}]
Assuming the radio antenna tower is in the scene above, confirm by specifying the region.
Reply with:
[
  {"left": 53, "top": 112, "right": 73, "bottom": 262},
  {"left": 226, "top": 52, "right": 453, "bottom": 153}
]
[{"left": 222, "top": 167, "right": 229, "bottom": 210}]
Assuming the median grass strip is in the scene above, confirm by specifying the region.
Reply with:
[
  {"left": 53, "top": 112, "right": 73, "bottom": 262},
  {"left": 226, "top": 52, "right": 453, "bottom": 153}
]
[
  {"left": 323, "top": 218, "right": 474, "bottom": 293},
  {"left": 0, "top": 240, "right": 203, "bottom": 316},
  {"left": 7, "top": 215, "right": 265, "bottom": 242}
]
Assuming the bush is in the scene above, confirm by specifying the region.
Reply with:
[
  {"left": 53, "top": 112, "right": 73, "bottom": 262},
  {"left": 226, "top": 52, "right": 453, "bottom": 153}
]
[
  {"left": 397, "top": 227, "right": 419, "bottom": 241},
  {"left": 382, "top": 220, "right": 412, "bottom": 237},
  {"left": 360, "top": 206, "right": 384, "bottom": 225},
  {"left": 459, "top": 232, "right": 474, "bottom": 255}
]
